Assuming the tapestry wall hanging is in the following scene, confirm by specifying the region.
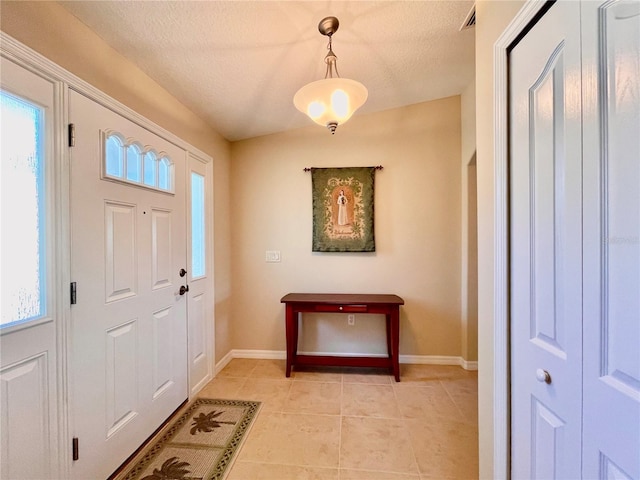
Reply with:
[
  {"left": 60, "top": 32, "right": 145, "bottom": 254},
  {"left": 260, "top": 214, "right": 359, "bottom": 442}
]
[{"left": 311, "top": 166, "right": 376, "bottom": 252}]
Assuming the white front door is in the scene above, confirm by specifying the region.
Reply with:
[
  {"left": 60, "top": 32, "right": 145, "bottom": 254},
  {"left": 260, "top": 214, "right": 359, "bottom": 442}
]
[
  {"left": 69, "top": 90, "right": 188, "bottom": 479},
  {"left": 509, "top": 2, "right": 584, "bottom": 478},
  {"left": 0, "top": 56, "right": 61, "bottom": 480},
  {"left": 581, "top": 1, "right": 640, "bottom": 478}
]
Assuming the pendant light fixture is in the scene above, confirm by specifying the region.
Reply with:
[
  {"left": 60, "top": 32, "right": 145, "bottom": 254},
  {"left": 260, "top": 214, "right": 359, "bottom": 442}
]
[{"left": 293, "top": 16, "right": 368, "bottom": 134}]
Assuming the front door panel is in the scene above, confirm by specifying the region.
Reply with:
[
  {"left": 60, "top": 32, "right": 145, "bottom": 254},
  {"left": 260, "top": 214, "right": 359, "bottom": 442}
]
[{"left": 69, "top": 90, "right": 188, "bottom": 479}]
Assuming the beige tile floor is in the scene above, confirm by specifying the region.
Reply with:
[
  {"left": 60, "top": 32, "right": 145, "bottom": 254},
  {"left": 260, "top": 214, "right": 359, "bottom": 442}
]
[{"left": 198, "top": 359, "right": 478, "bottom": 480}]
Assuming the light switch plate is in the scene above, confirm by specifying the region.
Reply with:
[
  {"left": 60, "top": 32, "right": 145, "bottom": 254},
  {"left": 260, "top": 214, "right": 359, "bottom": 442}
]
[{"left": 266, "top": 250, "right": 281, "bottom": 262}]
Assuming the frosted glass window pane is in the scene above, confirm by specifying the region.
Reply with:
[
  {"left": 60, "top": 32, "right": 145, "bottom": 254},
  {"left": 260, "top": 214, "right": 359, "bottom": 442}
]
[
  {"left": 191, "top": 172, "right": 205, "bottom": 278},
  {"left": 158, "top": 158, "right": 171, "bottom": 191},
  {"left": 144, "top": 152, "right": 156, "bottom": 186},
  {"left": 126, "top": 145, "right": 141, "bottom": 182},
  {"left": 106, "top": 135, "right": 123, "bottom": 177},
  {"left": 1, "top": 91, "right": 46, "bottom": 326}
]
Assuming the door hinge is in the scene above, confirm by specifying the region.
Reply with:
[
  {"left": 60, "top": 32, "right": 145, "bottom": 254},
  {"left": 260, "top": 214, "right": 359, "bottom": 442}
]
[
  {"left": 68, "top": 123, "right": 75, "bottom": 147},
  {"left": 70, "top": 282, "right": 77, "bottom": 305},
  {"left": 72, "top": 437, "right": 79, "bottom": 461}
]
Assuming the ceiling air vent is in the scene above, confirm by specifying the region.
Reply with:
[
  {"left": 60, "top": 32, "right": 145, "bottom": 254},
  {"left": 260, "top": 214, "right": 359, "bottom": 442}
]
[{"left": 460, "top": 4, "right": 476, "bottom": 30}]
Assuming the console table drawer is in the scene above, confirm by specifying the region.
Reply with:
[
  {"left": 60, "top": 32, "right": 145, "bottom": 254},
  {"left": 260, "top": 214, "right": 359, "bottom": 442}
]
[{"left": 314, "top": 304, "right": 368, "bottom": 313}]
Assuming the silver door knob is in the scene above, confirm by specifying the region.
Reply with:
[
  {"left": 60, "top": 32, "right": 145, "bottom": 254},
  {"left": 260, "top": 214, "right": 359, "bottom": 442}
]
[{"left": 536, "top": 369, "right": 551, "bottom": 384}]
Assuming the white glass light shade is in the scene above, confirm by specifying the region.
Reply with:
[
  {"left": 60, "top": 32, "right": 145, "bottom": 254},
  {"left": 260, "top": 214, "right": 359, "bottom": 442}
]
[{"left": 294, "top": 77, "right": 368, "bottom": 129}]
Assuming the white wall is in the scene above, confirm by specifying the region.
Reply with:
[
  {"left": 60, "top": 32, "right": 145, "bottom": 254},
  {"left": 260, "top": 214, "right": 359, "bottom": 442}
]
[{"left": 230, "top": 97, "right": 464, "bottom": 359}]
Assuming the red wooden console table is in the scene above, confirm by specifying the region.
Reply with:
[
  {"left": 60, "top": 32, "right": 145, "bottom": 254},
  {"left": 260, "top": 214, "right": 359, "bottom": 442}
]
[{"left": 281, "top": 293, "right": 404, "bottom": 381}]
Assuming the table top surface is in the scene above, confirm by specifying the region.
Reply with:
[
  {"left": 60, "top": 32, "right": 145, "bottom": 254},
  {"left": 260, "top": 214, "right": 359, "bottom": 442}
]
[{"left": 281, "top": 293, "right": 404, "bottom": 305}]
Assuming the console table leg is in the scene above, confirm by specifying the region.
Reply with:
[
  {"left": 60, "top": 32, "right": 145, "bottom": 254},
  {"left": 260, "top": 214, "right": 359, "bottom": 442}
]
[
  {"left": 285, "top": 305, "right": 295, "bottom": 377},
  {"left": 390, "top": 309, "right": 400, "bottom": 382}
]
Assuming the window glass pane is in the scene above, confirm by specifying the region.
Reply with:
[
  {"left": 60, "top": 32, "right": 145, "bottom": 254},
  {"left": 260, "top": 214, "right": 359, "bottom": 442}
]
[
  {"left": 158, "top": 158, "right": 171, "bottom": 191},
  {"left": 144, "top": 151, "right": 156, "bottom": 186},
  {"left": 191, "top": 172, "right": 205, "bottom": 278},
  {"left": 100, "top": 134, "right": 174, "bottom": 193},
  {"left": 126, "top": 144, "right": 141, "bottom": 182},
  {"left": 1, "top": 90, "right": 45, "bottom": 326},
  {"left": 105, "top": 135, "right": 123, "bottom": 177}
]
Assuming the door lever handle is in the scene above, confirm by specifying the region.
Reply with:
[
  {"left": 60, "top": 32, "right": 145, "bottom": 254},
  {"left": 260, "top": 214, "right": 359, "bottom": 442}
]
[{"left": 179, "top": 285, "right": 189, "bottom": 295}]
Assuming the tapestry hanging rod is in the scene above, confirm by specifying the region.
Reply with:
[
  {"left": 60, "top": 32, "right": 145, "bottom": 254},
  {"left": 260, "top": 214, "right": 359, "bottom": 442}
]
[{"left": 303, "top": 165, "right": 383, "bottom": 172}]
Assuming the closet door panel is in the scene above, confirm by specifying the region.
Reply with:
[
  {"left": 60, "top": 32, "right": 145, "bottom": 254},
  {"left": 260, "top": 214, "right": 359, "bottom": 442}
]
[
  {"left": 582, "top": 1, "right": 640, "bottom": 478},
  {"left": 509, "top": 2, "right": 583, "bottom": 478}
]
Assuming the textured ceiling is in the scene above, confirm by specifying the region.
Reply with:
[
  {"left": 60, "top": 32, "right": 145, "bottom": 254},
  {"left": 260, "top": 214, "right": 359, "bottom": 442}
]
[{"left": 59, "top": 1, "right": 475, "bottom": 141}]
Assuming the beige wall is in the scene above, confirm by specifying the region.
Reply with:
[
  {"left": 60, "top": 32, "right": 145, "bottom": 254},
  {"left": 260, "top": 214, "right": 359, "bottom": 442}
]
[
  {"left": 1, "top": 1, "right": 234, "bottom": 361},
  {"left": 461, "top": 81, "right": 477, "bottom": 166},
  {"left": 230, "top": 97, "right": 462, "bottom": 358},
  {"left": 460, "top": 81, "right": 478, "bottom": 363},
  {"left": 476, "top": 1, "right": 525, "bottom": 478},
  {"left": 465, "top": 161, "right": 478, "bottom": 362}
]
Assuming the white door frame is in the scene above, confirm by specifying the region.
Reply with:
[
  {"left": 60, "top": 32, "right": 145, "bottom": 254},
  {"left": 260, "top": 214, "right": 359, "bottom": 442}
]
[
  {"left": 0, "top": 31, "right": 215, "bottom": 479},
  {"left": 492, "top": 1, "right": 550, "bottom": 478}
]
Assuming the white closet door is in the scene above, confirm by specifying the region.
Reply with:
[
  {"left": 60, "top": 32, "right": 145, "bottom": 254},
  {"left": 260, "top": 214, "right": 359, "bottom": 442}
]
[
  {"left": 582, "top": 1, "right": 640, "bottom": 478},
  {"left": 509, "top": 2, "right": 584, "bottom": 478}
]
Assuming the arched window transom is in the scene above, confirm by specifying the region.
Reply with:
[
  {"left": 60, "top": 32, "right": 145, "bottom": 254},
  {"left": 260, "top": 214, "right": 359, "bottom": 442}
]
[{"left": 102, "top": 131, "right": 174, "bottom": 193}]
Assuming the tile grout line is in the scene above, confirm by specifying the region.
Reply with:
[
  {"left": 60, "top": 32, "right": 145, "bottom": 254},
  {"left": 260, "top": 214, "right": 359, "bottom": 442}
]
[
  {"left": 439, "top": 379, "right": 468, "bottom": 422},
  {"left": 392, "top": 375, "right": 423, "bottom": 477},
  {"left": 280, "top": 375, "right": 294, "bottom": 416},
  {"left": 229, "top": 459, "right": 342, "bottom": 474},
  {"left": 402, "top": 407, "right": 425, "bottom": 478}
]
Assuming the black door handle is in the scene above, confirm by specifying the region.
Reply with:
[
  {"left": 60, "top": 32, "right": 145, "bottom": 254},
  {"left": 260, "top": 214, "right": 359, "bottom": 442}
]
[{"left": 179, "top": 285, "right": 189, "bottom": 295}]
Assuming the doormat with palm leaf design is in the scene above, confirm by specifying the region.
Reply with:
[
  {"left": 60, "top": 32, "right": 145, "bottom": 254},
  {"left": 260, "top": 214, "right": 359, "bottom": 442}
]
[{"left": 116, "top": 398, "right": 261, "bottom": 480}]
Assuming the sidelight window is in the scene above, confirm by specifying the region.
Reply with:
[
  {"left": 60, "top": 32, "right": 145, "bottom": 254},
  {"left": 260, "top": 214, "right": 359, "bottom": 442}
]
[
  {"left": 0, "top": 90, "right": 46, "bottom": 327},
  {"left": 191, "top": 172, "right": 205, "bottom": 278}
]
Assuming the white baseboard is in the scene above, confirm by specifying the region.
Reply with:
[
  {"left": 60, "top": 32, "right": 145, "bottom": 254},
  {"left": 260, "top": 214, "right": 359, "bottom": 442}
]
[
  {"left": 214, "top": 350, "right": 234, "bottom": 375},
  {"left": 190, "top": 373, "right": 213, "bottom": 397},
  {"left": 216, "top": 349, "right": 478, "bottom": 372},
  {"left": 215, "top": 349, "right": 284, "bottom": 374},
  {"left": 233, "top": 349, "right": 286, "bottom": 360},
  {"left": 401, "top": 354, "right": 478, "bottom": 371},
  {"left": 461, "top": 359, "right": 478, "bottom": 371}
]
